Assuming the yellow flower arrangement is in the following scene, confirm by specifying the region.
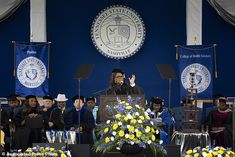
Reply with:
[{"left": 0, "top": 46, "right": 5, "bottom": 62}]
[
  {"left": 94, "top": 96, "right": 165, "bottom": 155},
  {"left": 8, "top": 146, "right": 71, "bottom": 157},
  {"left": 184, "top": 146, "right": 235, "bottom": 157}
]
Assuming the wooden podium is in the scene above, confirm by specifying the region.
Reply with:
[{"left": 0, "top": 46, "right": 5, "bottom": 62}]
[{"left": 99, "top": 95, "right": 145, "bottom": 122}]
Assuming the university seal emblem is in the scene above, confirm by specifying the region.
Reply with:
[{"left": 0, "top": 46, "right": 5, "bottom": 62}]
[
  {"left": 91, "top": 5, "right": 145, "bottom": 59},
  {"left": 181, "top": 63, "right": 211, "bottom": 93},
  {"left": 17, "top": 57, "right": 47, "bottom": 88}
]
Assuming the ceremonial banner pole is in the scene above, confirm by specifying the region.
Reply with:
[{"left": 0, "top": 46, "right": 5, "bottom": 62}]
[
  {"left": 12, "top": 41, "right": 16, "bottom": 77},
  {"left": 213, "top": 44, "right": 218, "bottom": 78}
]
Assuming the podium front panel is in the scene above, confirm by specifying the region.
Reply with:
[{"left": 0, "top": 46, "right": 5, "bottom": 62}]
[{"left": 99, "top": 95, "right": 145, "bottom": 122}]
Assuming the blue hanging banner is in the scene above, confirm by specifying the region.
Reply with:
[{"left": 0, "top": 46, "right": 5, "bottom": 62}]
[
  {"left": 177, "top": 45, "right": 215, "bottom": 100},
  {"left": 15, "top": 42, "right": 49, "bottom": 97}
]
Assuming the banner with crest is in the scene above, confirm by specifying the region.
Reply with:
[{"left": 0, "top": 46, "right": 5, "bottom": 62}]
[
  {"left": 177, "top": 45, "right": 217, "bottom": 100},
  {"left": 14, "top": 42, "right": 50, "bottom": 97}
]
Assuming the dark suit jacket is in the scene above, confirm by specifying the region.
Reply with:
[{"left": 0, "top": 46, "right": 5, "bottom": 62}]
[{"left": 49, "top": 107, "right": 73, "bottom": 130}]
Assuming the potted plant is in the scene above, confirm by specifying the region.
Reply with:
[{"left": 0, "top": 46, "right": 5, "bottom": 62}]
[{"left": 94, "top": 96, "right": 166, "bottom": 156}]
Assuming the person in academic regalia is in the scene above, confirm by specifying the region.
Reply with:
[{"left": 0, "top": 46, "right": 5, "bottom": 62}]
[
  {"left": 150, "top": 96, "right": 175, "bottom": 144},
  {"left": 41, "top": 96, "right": 55, "bottom": 142},
  {"left": 106, "top": 68, "right": 144, "bottom": 95},
  {"left": 42, "top": 96, "right": 55, "bottom": 131},
  {"left": 71, "top": 96, "right": 95, "bottom": 144},
  {"left": 49, "top": 94, "right": 73, "bottom": 131},
  {"left": 1, "top": 94, "right": 22, "bottom": 151},
  {"left": 14, "top": 95, "right": 43, "bottom": 150},
  {"left": 205, "top": 96, "right": 233, "bottom": 148}
]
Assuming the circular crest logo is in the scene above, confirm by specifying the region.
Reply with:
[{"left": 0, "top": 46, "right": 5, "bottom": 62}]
[
  {"left": 91, "top": 5, "right": 145, "bottom": 59},
  {"left": 181, "top": 63, "right": 211, "bottom": 93},
  {"left": 17, "top": 57, "right": 47, "bottom": 88}
]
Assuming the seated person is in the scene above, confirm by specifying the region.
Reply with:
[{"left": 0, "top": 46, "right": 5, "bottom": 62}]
[
  {"left": 107, "top": 68, "right": 144, "bottom": 95},
  {"left": 42, "top": 95, "right": 55, "bottom": 131},
  {"left": 14, "top": 95, "right": 43, "bottom": 150},
  {"left": 49, "top": 94, "right": 73, "bottom": 130},
  {"left": 150, "top": 96, "right": 175, "bottom": 144},
  {"left": 205, "top": 96, "right": 232, "bottom": 148},
  {"left": 71, "top": 96, "right": 95, "bottom": 144}
]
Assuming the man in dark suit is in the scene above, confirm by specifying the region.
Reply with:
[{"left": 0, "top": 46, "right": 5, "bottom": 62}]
[{"left": 49, "top": 94, "right": 73, "bottom": 130}]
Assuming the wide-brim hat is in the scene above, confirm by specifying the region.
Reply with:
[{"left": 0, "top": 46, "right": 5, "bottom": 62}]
[{"left": 55, "top": 94, "right": 68, "bottom": 101}]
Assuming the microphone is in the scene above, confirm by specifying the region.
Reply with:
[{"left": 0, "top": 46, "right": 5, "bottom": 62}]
[{"left": 92, "top": 88, "right": 107, "bottom": 95}]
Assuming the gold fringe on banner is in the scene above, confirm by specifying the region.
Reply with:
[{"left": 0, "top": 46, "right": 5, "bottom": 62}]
[{"left": 175, "top": 45, "right": 179, "bottom": 60}]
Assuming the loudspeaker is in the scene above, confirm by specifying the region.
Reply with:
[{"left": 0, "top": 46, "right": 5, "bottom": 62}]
[
  {"left": 33, "top": 143, "right": 66, "bottom": 150},
  {"left": 68, "top": 144, "right": 90, "bottom": 157}
]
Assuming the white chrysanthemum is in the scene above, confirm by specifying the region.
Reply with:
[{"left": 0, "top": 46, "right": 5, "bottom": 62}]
[
  {"left": 125, "top": 134, "right": 129, "bottom": 138},
  {"left": 135, "top": 112, "right": 140, "bottom": 116},
  {"left": 116, "top": 147, "right": 120, "bottom": 150},
  {"left": 106, "top": 120, "right": 111, "bottom": 124},
  {"left": 135, "top": 104, "right": 140, "bottom": 108},
  {"left": 127, "top": 114, "right": 133, "bottom": 119},
  {"left": 156, "top": 130, "right": 159, "bottom": 134},
  {"left": 130, "top": 141, "right": 134, "bottom": 145},
  {"left": 217, "top": 154, "right": 222, "bottom": 157},
  {"left": 145, "top": 129, "right": 150, "bottom": 133},
  {"left": 202, "top": 152, "right": 207, "bottom": 157},
  {"left": 209, "top": 150, "right": 213, "bottom": 153},
  {"left": 138, "top": 120, "right": 143, "bottom": 123},
  {"left": 67, "top": 151, "right": 71, "bottom": 157},
  {"left": 150, "top": 121, "right": 154, "bottom": 126},
  {"left": 147, "top": 140, "right": 152, "bottom": 144},
  {"left": 144, "top": 112, "right": 148, "bottom": 116},
  {"left": 159, "top": 140, "right": 163, "bottom": 144},
  {"left": 112, "top": 131, "right": 117, "bottom": 136},
  {"left": 146, "top": 108, "right": 151, "bottom": 113},
  {"left": 135, "top": 129, "right": 139, "bottom": 132},
  {"left": 111, "top": 136, "right": 114, "bottom": 141},
  {"left": 127, "top": 125, "right": 130, "bottom": 128},
  {"left": 193, "top": 149, "right": 197, "bottom": 153},
  {"left": 125, "top": 103, "right": 129, "bottom": 106},
  {"left": 118, "top": 122, "right": 122, "bottom": 126}
]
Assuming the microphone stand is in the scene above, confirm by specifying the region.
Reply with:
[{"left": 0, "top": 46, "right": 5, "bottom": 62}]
[
  {"left": 78, "top": 79, "right": 81, "bottom": 144},
  {"left": 168, "top": 79, "right": 172, "bottom": 143}
]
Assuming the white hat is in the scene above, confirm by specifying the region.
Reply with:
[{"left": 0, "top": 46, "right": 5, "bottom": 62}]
[{"left": 55, "top": 94, "right": 68, "bottom": 101}]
